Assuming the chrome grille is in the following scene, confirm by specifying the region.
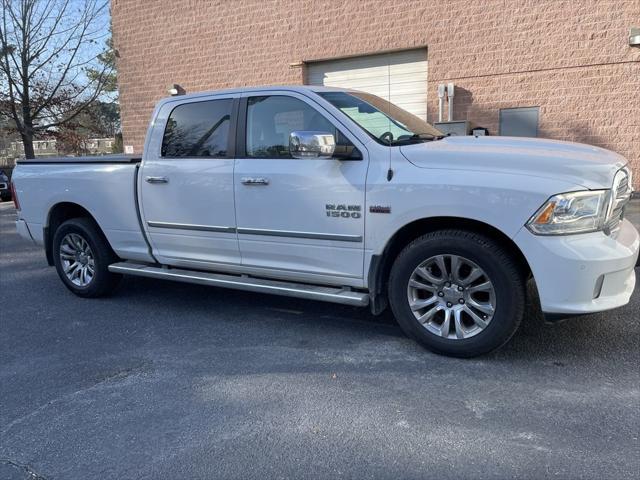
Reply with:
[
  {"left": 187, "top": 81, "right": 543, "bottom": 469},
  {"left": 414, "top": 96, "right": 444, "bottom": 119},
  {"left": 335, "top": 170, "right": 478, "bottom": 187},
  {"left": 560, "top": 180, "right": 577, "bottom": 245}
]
[
  {"left": 605, "top": 167, "right": 633, "bottom": 234},
  {"left": 616, "top": 175, "right": 629, "bottom": 197}
]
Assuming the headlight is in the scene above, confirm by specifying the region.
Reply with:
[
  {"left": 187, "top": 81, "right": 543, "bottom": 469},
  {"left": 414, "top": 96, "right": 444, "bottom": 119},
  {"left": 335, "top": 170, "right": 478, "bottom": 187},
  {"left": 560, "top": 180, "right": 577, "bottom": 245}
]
[{"left": 526, "top": 190, "right": 610, "bottom": 235}]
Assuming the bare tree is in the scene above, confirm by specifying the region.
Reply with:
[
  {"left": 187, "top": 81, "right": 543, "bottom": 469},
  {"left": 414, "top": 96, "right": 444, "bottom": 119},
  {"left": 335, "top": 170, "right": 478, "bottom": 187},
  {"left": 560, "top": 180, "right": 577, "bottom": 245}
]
[{"left": 0, "top": 0, "right": 111, "bottom": 158}]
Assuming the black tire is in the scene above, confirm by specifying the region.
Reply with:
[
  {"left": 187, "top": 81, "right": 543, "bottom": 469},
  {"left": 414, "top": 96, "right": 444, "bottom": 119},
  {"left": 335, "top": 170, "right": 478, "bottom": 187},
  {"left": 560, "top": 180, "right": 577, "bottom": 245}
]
[
  {"left": 52, "top": 217, "right": 122, "bottom": 298},
  {"left": 388, "top": 230, "right": 525, "bottom": 357}
]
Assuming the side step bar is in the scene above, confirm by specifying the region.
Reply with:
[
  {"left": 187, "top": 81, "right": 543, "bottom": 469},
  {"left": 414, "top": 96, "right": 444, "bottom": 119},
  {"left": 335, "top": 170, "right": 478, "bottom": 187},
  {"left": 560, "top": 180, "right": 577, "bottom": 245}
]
[{"left": 108, "top": 262, "right": 369, "bottom": 307}]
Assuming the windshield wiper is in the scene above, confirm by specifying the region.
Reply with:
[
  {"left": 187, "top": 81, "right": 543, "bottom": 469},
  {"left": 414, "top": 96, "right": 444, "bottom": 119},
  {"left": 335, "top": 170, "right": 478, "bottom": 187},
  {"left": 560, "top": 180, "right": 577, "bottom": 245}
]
[
  {"left": 390, "top": 133, "right": 444, "bottom": 146},
  {"left": 413, "top": 133, "right": 446, "bottom": 140}
]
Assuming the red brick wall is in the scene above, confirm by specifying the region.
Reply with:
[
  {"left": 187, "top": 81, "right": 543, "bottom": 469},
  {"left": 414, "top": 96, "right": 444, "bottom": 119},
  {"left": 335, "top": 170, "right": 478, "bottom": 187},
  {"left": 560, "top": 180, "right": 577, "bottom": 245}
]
[{"left": 112, "top": 0, "right": 640, "bottom": 186}]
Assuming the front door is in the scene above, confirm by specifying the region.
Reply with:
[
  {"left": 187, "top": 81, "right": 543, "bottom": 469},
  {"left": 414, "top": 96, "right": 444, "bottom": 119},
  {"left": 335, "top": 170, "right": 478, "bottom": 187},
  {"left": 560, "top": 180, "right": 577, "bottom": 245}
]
[
  {"left": 233, "top": 92, "right": 368, "bottom": 282},
  {"left": 139, "top": 95, "right": 241, "bottom": 267}
]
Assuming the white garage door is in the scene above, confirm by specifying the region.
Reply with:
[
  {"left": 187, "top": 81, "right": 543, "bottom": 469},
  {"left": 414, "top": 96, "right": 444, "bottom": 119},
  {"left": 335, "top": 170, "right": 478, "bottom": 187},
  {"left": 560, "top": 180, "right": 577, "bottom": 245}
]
[{"left": 306, "top": 49, "right": 428, "bottom": 120}]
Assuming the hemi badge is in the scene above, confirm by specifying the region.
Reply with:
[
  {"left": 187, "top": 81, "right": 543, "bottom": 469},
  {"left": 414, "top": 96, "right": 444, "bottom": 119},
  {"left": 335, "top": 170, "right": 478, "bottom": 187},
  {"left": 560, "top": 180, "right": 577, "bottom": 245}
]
[{"left": 369, "top": 205, "right": 391, "bottom": 214}]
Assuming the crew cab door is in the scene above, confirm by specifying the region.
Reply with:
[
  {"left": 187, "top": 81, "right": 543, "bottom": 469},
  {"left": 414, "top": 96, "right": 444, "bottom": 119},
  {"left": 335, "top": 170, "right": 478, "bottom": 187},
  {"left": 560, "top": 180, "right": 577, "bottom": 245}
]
[
  {"left": 139, "top": 94, "right": 241, "bottom": 267},
  {"left": 233, "top": 91, "right": 368, "bottom": 281}
]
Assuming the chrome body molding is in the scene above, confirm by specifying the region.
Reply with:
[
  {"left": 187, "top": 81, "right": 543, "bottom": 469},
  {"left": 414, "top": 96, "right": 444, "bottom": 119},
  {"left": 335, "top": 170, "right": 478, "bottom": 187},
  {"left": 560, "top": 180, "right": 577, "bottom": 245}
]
[
  {"left": 147, "top": 221, "right": 235, "bottom": 233},
  {"left": 237, "top": 227, "right": 363, "bottom": 242},
  {"left": 108, "top": 261, "right": 369, "bottom": 307},
  {"left": 147, "top": 222, "right": 363, "bottom": 242}
]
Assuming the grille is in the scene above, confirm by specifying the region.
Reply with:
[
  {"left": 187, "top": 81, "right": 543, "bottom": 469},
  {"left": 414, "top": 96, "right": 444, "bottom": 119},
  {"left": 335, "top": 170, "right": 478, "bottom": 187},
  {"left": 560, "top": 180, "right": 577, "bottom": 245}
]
[{"left": 605, "top": 167, "right": 633, "bottom": 234}]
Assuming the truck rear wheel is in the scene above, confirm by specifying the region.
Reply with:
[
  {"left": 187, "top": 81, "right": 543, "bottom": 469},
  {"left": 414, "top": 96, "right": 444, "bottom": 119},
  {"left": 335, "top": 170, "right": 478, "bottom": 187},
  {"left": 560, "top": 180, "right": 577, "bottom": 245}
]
[
  {"left": 388, "top": 230, "right": 525, "bottom": 357},
  {"left": 52, "top": 218, "right": 122, "bottom": 297}
]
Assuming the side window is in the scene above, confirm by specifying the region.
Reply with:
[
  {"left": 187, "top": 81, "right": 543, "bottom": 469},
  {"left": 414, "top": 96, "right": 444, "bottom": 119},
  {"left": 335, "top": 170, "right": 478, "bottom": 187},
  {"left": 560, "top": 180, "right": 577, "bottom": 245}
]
[
  {"left": 161, "top": 99, "right": 232, "bottom": 157},
  {"left": 246, "top": 96, "right": 360, "bottom": 159}
]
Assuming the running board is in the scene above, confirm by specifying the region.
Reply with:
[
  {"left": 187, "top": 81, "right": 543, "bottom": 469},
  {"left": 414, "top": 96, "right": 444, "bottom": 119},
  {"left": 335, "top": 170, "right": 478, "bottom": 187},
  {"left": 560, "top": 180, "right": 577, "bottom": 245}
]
[{"left": 108, "top": 262, "right": 369, "bottom": 307}]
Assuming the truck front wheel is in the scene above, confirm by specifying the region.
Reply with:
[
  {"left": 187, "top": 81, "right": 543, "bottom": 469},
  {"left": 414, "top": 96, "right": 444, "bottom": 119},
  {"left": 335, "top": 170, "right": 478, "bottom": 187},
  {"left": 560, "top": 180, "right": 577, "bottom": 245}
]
[
  {"left": 388, "top": 230, "right": 525, "bottom": 357},
  {"left": 52, "top": 218, "right": 122, "bottom": 297}
]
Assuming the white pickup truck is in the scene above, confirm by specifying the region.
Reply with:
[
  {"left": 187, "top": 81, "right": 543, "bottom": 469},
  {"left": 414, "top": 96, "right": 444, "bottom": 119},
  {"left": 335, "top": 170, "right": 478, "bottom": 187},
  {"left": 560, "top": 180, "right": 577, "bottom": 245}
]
[{"left": 12, "top": 86, "right": 639, "bottom": 357}]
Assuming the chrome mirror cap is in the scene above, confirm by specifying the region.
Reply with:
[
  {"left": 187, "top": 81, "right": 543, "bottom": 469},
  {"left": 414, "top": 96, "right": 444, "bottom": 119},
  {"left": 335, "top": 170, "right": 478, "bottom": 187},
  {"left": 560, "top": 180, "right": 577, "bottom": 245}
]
[{"left": 289, "top": 131, "right": 336, "bottom": 159}]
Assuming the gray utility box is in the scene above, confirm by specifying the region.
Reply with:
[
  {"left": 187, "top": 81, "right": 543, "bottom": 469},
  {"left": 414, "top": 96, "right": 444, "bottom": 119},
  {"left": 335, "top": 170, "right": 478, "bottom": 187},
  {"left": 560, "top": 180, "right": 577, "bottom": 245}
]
[{"left": 434, "top": 121, "right": 474, "bottom": 136}]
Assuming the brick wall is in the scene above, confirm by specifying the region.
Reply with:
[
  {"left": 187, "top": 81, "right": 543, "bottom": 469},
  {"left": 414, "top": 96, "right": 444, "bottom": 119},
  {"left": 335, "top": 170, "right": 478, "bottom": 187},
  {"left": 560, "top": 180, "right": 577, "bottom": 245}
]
[{"left": 112, "top": 0, "right": 640, "bottom": 186}]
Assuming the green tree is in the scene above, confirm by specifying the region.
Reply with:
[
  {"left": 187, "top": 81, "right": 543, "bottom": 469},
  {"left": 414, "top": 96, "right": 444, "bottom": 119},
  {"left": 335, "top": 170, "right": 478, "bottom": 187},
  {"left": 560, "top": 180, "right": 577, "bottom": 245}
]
[
  {"left": 88, "top": 32, "right": 117, "bottom": 96},
  {"left": 85, "top": 29, "right": 121, "bottom": 152},
  {"left": 0, "top": 0, "right": 112, "bottom": 158}
]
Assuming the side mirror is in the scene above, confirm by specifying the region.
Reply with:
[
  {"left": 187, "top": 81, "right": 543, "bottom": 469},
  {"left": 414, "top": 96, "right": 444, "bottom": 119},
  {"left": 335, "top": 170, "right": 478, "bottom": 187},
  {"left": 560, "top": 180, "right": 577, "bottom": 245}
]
[{"left": 289, "top": 131, "right": 335, "bottom": 159}]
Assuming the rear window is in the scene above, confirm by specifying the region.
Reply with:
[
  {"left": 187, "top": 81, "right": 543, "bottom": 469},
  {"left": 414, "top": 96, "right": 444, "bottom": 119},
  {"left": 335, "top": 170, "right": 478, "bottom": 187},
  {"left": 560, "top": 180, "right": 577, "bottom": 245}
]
[{"left": 161, "top": 99, "right": 233, "bottom": 158}]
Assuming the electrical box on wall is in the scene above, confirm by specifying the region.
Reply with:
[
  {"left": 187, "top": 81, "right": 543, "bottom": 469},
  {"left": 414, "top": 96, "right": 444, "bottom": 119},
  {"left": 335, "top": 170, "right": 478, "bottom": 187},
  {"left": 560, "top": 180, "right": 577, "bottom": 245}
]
[
  {"left": 472, "top": 127, "right": 489, "bottom": 136},
  {"left": 630, "top": 27, "right": 640, "bottom": 46},
  {"left": 434, "top": 121, "right": 474, "bottom": 136},
  {"left": 499, "top": 107, "right": 539, "bottom": 137}
]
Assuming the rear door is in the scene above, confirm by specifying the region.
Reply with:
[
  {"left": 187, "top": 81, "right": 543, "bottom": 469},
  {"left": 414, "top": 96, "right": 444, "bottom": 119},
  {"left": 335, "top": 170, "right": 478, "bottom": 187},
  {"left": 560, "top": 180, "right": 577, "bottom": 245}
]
[
  {"left": 233, "top": 90, "right": 369, "bottom": 282},
  {"left": 139, "top": 94, "right": 241, "bottom": 268}
]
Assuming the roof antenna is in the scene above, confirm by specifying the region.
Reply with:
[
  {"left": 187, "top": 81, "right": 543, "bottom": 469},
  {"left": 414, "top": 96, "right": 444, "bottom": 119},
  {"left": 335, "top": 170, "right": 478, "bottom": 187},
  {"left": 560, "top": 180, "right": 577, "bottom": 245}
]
[{"left": 386, "top": 54, "right": 394, "bottom": 182}]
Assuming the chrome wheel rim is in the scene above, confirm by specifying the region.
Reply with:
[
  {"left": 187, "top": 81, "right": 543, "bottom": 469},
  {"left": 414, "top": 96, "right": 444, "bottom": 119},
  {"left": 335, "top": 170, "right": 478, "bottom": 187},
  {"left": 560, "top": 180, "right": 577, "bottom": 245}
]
[
  {"left": 59, "top": 233, "right": 95, "bottom": 287},
  {"left": 407, "top": 254, "right": 496, "bottom": 340}
]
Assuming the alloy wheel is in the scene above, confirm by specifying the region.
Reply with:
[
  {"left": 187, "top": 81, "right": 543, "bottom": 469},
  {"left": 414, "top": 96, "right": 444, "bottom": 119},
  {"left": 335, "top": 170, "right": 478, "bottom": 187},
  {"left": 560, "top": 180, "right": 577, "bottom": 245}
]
[
  {"left": 59, "top": 233, "right": 95, "bottom": 287},
  {"left": 407, "top": 254, "right": 496, "bottom": 339}
]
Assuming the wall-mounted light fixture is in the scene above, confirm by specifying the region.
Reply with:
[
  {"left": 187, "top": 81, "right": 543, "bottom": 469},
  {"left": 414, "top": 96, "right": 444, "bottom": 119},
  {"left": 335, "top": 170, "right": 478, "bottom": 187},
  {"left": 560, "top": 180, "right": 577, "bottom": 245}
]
[
  {"left": 167, "top": 84, "right": 186, "bottom": 96},
  {"left": 289, "top": 61, "right": 304, "bottom": 68},
  {"left": 630, "top": 27, "right": 640, "bottom": 46}
]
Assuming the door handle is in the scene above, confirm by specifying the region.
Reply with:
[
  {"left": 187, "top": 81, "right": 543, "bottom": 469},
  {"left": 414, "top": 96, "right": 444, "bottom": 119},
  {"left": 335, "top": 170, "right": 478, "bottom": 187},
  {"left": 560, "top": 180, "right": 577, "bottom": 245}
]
[
  {"left": 145, "top": 176, "right": 168, "bottom": 184},
  {"left": 241, "top": 177, "right": 269, "bottom": 185}
]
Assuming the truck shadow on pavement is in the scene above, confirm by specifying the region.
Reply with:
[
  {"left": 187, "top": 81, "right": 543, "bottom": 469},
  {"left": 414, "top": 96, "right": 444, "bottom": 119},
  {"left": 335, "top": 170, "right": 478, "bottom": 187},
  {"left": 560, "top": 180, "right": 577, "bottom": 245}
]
[{"left": 112, "top": 268, "right": 639, "bottom": 364}]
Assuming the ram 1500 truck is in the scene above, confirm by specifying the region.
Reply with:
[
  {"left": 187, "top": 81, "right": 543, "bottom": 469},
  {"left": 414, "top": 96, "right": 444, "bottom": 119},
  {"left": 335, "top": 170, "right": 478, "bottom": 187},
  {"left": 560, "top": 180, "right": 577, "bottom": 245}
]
[{"left": 12, "top": 86, "right": 639, "bottom": 357}]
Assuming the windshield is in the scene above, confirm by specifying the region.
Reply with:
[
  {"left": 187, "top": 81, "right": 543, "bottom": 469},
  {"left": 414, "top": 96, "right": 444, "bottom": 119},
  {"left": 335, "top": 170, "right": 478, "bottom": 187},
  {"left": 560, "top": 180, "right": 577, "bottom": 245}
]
[{"left": 318, "top": 91, "right": 444, "bottom": 146}]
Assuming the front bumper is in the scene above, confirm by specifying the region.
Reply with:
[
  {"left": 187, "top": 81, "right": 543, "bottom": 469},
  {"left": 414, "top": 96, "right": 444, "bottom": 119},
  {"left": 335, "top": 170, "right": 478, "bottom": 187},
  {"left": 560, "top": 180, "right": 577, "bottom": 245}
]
[{"left": 514, "top": 219, "right": 639, "bottom": 315}]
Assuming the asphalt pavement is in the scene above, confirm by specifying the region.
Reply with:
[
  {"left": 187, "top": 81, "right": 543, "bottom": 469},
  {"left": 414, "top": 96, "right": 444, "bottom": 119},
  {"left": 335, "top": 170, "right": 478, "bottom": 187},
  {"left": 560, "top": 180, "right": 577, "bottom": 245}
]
[{"left": 1, "top": 200, "right": 639, "bottom": 479}]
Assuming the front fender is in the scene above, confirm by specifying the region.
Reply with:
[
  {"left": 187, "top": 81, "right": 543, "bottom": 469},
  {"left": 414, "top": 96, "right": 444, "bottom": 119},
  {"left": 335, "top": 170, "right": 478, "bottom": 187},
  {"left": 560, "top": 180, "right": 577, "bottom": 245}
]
[{"left": 364, "top": 164, "right": 583, "bottom": 256}]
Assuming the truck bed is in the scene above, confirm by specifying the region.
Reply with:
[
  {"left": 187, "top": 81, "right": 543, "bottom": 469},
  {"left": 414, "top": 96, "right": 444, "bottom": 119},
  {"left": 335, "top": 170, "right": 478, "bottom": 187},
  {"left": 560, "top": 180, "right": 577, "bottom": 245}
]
[{"left": 12, "top": 159, "right": 153, "bottom": 263}]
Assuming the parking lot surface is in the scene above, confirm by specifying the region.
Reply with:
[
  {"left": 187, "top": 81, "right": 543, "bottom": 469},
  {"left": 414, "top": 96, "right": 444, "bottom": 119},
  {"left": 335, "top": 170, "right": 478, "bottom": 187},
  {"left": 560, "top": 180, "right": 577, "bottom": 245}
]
[{"left": 1, "top": 201, "right": 639, "bottom": 479}]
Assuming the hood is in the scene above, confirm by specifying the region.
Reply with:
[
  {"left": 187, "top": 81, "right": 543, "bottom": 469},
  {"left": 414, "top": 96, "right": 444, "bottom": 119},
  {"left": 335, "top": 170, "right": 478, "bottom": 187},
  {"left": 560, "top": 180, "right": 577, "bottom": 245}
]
[{"left": 400, "top": 136, "right": 627, "bottom": 189}]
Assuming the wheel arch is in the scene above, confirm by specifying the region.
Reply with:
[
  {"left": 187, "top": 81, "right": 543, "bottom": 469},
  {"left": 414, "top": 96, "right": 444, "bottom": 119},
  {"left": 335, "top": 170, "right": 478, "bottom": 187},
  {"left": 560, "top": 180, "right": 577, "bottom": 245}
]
[
  {"left": 368, "top": 216, "right": 532, "bottom": 315},
  {"left": 44, "top": 202, "right": 113, "bottom": 266}
]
